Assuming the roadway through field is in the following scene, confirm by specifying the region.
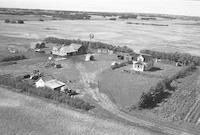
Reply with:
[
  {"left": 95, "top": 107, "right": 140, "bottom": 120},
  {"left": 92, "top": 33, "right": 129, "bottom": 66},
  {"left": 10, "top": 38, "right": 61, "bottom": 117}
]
[{"left": 76, "top": 63, "right": 194, "bottom": 135}]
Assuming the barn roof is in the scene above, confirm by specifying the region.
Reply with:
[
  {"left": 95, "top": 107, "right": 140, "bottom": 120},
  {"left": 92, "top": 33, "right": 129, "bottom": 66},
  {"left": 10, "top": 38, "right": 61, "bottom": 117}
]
[
  {"left": 45, "top": 79, "right": 65, "bottom": 89},
  {"left": 53, "top": 43, "right": 82, "bottom": 56}
]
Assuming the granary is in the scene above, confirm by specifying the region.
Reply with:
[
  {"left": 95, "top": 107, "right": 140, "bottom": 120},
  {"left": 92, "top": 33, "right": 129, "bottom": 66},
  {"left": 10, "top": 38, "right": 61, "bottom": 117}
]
[
  {"left": 51, "top": 43, "right": 86, "bottom": 57},
  {"left": 85, "top": 54, "right": 95, "bottom": 61},
  {"left": 132, "top": 54, "right": 154, "bottom": 72},
  {"left": 35, "top": 76, "right": 65, "bottom": 91}
]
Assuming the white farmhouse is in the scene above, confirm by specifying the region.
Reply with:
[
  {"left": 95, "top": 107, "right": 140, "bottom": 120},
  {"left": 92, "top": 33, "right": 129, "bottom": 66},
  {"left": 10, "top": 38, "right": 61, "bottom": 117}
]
[{"left": 132, "top": 54, "right": 154, "bottom": 72}]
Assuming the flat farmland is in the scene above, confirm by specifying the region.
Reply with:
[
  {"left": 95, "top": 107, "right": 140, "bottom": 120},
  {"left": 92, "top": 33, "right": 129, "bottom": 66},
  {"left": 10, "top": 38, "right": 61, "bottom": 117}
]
[{"left": 0, "top": 17, "right": 200, "bottom": 56}]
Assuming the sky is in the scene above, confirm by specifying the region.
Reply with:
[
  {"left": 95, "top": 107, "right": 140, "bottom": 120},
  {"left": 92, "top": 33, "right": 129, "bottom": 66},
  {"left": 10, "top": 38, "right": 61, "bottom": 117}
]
[{"left": 0, "top": 0, "right": 200, "bottom": 16}]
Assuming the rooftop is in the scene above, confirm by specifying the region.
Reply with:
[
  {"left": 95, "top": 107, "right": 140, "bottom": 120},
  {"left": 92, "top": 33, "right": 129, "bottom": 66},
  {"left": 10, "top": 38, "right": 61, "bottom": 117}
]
[{"left": 45, "top": 79, "right": 65, "bottom": 89}]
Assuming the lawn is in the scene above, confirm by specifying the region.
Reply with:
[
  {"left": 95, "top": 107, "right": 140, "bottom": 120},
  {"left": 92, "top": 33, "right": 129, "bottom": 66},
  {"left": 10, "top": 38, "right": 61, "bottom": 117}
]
[
  {"left": 98, "top": 61, "right": 182, "bottom": 108},
  {"left": 98, "top": 69, "right": 160, "bottom": 108}
]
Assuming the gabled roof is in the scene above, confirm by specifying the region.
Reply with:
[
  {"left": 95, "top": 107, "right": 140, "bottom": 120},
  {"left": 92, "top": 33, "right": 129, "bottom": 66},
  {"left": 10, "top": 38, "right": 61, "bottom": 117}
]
[
  {"left": 53, "top": 43, "right": 82, "bottom": 55},
  {"left": 60, "top": 43, "right": 82, "bottom": 52}
]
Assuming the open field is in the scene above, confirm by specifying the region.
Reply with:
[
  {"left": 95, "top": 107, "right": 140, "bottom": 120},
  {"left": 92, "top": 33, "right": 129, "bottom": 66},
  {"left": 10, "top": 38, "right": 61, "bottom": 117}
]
[
  {"left": 0, "top": 16, "right": 200, "bottom": 56},
  {"left": 0, "top": 87, "right": 161, "bottom": 135}
]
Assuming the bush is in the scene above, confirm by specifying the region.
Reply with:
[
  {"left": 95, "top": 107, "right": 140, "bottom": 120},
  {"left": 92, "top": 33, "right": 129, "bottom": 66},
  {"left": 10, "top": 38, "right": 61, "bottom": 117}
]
[
  {"left": 4, "top": 19, "right": 10, "bottom": 23},
  {"left": 17, "top": 20, "right": 24, "bottom": 24}
]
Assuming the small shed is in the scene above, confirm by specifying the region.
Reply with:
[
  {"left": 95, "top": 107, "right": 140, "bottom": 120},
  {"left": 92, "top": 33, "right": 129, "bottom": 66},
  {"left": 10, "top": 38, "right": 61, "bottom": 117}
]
[
  {"left": 85, "top": 54, "right": 95, "bottom": 61},
  {"left": 35, "top": 76, "right": 53, "bottom": 88}
]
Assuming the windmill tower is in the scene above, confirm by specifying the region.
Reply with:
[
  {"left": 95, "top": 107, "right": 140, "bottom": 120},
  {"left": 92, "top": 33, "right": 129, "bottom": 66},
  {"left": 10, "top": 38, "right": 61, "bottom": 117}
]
[{"left": 88, "top": 33, "right": 94, "bottom": 53}]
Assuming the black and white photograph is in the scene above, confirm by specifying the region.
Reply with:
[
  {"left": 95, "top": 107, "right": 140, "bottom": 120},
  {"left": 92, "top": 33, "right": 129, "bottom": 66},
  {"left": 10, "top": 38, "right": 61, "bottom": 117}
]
[{"left": 0, "top": 0, "right": 200, "bottom": 135}]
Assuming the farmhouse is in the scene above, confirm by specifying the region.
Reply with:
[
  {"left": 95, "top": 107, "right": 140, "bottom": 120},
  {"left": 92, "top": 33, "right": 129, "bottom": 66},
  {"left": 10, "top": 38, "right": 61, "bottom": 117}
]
[
  {"left": 132, "top": 54, "right": 154, "bottom": 71},
  {"left": 51, "top": 43, "right": 86, "bottom": 57},
  {"left": 35, "top": 76, "right": 65, "bottom": 91}
]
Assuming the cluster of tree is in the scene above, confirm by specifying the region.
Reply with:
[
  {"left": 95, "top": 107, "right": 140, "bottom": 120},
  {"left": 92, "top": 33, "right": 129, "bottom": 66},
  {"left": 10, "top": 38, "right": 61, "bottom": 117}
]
[
  {"left": 109, "top": 18, "right": 117, "bottom": 21},
  {"left": 53, "top": 13, "right": 91, "bottom": 20},
  {"left": 0, "top": 55, "right": 26, "bottom": 62},
  {"left": 0, "top": 74, "right": 94, "bottom": 111},
  {"left": 44, "top": 37, "right": 134, "bottom": 54},
  {"left": 141, "top": 17, "right": 157, "bottom": 20},
  {"left": 4, "top": 19, "right": 24, "bottom": 24},
  {"left": 135, "top": 64, "right": 196, "bottom": 110},
  {"left": 119, "top": 15, "right": 137, "bottom": 19},
  {"left": 140, "top": 49, "right": 200, "bottom": 66}
]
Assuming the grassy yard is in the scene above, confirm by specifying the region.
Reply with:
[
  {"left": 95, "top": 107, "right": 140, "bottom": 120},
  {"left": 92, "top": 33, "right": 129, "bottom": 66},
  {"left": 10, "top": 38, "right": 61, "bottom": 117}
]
[
  {"left": 98, "top": 61, "right": 182, "bottom": 108},
  {"left": 98, "top": 69, "right": 160, "bottom": 108}
]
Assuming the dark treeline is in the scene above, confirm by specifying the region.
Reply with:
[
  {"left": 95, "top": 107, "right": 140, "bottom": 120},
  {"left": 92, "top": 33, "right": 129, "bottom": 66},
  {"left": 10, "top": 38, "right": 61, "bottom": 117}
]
[
  {"left": 119, "top": 15, "right": 137, "bottom": 19},
  {"left": 44, "top": 37, "right": 134, "bottom": 54},
  {"left": 140, "top": 49, "right": 200, "bottom": 66},
  {"left": 0, "top": 74, "right": 94, "bottom": 111},
  {"left": 0, "top": 55, "right": 26, "bottom": 62},
  {"left": 134, "top": 64, "right": 196, "bottom": 110},
  {"left": 4, "top": 19, "right": 24, "bottom": 24}
]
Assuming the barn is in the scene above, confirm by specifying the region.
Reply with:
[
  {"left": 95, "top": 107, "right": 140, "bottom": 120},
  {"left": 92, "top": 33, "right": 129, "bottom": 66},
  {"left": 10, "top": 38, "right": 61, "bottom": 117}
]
[{"left": 51, "top": 43, "right": 86, "bottom": 57}]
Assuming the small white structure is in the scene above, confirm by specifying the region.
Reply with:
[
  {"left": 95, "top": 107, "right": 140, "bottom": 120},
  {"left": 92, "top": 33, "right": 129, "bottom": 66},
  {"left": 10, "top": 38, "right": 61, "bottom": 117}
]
[
  {"left": 132, "top": 54, "right": 154, "bottom": 72},
  {"left": 35, "top": 78, "right": 45, "bottom": 88},
  {"left": 85, "top": 54, "right": 93, "bottom": 61},
  {"left": 111, "top": 61, "right": 119, "bottom": 66}
]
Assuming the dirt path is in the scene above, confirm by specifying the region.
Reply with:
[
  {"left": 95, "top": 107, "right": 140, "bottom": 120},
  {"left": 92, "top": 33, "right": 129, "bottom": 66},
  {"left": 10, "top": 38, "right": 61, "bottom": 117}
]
[{"left": 76, "top": 63, "right": 194, "bottom": 135}]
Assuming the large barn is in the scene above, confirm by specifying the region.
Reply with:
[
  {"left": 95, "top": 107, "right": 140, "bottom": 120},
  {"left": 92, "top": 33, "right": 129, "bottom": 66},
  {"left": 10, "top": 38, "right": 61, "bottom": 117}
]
[
  {"left": 51, "top": 43, "right": 86, "bottom": 57},
  {"left": 132, "top": 54, "right": 154, "bottom": 72}
]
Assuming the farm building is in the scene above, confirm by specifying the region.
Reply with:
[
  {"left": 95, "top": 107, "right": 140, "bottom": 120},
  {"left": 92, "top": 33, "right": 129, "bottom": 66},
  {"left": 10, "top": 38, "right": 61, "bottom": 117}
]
[
  {"left": 132, "top": 54, "right": 154, "bottom": 71},
  {"left": 51, "top": 43, "right": 86, "bottom": 57},
  {"left": 85, "top": 54, "right": 95, "bottom": 61},
  {"left": 35, "top": 76, "right": 65, "bottom": 91},
  {"left": 44, "top": 80, "right": 65, "bottom": 91},
  {"left": 35, "top": 76, "right": 53, "bottom": 88}
]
